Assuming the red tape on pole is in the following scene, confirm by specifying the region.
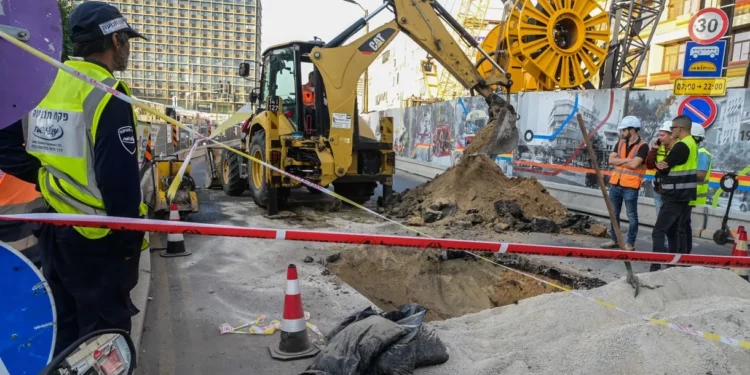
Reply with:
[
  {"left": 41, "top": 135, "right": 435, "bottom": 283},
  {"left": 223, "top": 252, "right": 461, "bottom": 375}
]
[{"left": 0, "top": 213, "right": 745, "bottom": 268}]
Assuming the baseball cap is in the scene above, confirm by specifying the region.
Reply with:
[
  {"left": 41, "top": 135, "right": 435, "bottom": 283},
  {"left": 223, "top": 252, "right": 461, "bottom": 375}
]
[{"left": 69, "top": 1, "right": 148, "bottom": 43}]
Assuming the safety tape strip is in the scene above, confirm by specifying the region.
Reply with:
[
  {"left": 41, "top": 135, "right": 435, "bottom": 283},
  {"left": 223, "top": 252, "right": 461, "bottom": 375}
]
[
  {"left": 166, "top": 141, "right": 200, "bottom": 200},
  {"left": 0, "top": 29, "right": 421, "bottom": 239},
  {"left": 4, "top": 30, "right": 749, "bottom": 352},
  {"left": 1, "top": 213, "right": 748, "bottom": 269}
]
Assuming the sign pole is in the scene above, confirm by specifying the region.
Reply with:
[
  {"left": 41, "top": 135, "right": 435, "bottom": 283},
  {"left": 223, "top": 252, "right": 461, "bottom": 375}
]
[{"left": 720, "top": 0, "right": 736, "bottom": 78}]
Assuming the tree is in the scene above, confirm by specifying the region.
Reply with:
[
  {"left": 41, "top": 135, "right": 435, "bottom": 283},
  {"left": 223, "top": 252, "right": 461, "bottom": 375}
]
[
  {"left": 58, "top": 0, "right": 74, "bottom": 61},
  {"left": 713, "top": 141, "right": 750, "bottom": 173}
]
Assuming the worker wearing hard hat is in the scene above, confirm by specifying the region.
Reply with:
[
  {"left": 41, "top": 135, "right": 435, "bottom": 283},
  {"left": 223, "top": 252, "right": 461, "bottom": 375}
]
[
  {"left": 683, "top": 123, "right": 712, "bottom": 255},
  {"left": 0, "top": 1, "right": 149, "bottom": 355},
  {"left": 650, "top": 115, "right": 698, "bottom": 271},
  {"left": 646, "top": 121, "right": 674, "bottom": 247},
  {"left": 602, "top": 116, "right": 649, "bottom": 251},
  {"left": 646, "top": 121, "right": 675, "bottom": 215}
]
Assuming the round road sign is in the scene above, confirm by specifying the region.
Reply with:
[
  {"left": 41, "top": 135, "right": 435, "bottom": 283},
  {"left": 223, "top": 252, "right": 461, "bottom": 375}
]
[
  {"left": 678, "top": 96, "right": 717, "bottom": 129},
  {"left": 689, "top": 8, "right": 729, "bottom": 45},
  {"left": 0, "top": 241, "right": 56, "bottom": 375}
]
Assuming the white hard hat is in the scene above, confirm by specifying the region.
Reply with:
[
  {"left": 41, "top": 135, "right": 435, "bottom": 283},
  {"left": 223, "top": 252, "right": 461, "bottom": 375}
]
[
  {"left": 658, "top": 121, "right": 672, "bottom": 133},
  {"left": 691, "top": 122, "right": 706, "bottom": 138},
  {"left": 617, "top": 115, "right": 641, "bottom": 130}
]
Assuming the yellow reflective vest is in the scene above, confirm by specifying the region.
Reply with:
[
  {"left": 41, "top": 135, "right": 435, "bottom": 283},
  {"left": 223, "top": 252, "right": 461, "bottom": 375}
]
[
  {"left": 690, "top": 147, "right": 712, "bottom": 207},
  {"left": 661, "top": 135, "right": 698, "bottom": 202},
  {"left": 23, "top": 60, "right": 148, "bottom": 243}
]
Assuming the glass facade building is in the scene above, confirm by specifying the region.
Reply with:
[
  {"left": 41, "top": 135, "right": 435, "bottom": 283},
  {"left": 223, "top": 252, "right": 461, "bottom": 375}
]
[{"left": 69, "top": 0, "right": 262, "bottom": 113}]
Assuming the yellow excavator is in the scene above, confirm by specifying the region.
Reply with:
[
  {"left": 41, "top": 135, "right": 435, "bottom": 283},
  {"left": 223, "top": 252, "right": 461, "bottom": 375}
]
[{"left": 212, "top": 0, "right": 519, "bottom": 215}]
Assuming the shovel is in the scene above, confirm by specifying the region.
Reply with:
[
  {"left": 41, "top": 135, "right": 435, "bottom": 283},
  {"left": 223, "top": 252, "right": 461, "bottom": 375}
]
[{"left": 576, "top": 113, "right": 641, "bottom": 297}]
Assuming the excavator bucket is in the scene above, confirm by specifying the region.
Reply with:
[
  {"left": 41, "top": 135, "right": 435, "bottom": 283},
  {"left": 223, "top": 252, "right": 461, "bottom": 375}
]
[
  {"left": 464, "top": 94, "right": 519, "bottom": 157},
  {"left": 482, "top": 113, "right": 519, "bottom": 156}
]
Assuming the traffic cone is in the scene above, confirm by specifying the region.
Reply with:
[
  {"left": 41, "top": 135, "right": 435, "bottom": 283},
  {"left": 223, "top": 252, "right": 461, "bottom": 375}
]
[
  {"left": 270, "top": 264, "right": 320, "bottom": 361},
  {"left": 160, "top": 203, "right": 191, "bottom": 258},
  {"left": 733, "top": 229, "right": 749, "bottom": 281}
]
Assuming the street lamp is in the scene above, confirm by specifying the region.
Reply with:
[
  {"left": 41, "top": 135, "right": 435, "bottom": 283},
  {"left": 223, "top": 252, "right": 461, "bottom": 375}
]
[{"left": 344, "top": 0, "right": 369, "bottom": 113}]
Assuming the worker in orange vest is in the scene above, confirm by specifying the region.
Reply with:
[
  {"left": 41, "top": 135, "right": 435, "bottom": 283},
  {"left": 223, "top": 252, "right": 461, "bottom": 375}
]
[
  {"left": 601, "top": 116, "right": 649, "bottom": 251},
  {"left": 0, "top": 169, "right": 45, "bottom": 268},
  {"left": 302, "top": 71, "right": 316, "bottom": 109}
]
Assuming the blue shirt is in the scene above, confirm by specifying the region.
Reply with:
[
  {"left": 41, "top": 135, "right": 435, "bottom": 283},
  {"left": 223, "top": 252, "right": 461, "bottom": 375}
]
[{"left": 697, "top": 151, "right": 711, "bottom": 172}]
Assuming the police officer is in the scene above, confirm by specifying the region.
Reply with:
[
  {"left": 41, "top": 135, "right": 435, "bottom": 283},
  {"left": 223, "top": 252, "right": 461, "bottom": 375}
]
[
  {"left": 684, "top": 122, "right": 712, "bottom": 254},
  {"left": 651, "top": 115, "right": 698, "bottom": 271},
  {"left": 0, "top": 1, "right": 148, "bottom": 354}
]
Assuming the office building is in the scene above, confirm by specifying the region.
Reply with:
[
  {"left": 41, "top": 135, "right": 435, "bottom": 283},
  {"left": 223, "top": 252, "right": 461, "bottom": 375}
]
[{"left": 69, "top": 0, "right": 262, "bottom": 113}]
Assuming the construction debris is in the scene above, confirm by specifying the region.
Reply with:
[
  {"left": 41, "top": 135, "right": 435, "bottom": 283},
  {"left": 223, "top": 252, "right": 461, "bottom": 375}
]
[
  {"left": 416, "top": 267, "right": 750, "bottom": 375},
  {"left": 385, "top": 155, "right": 602, "bottom": 235}
]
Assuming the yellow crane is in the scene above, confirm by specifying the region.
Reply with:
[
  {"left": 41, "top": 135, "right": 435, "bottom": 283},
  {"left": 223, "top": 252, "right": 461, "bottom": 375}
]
[{"left": 434, "top": 0, "right": 492, "bottom": 99}]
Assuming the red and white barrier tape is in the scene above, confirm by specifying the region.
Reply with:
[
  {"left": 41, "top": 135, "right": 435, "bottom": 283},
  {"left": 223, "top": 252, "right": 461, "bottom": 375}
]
[{"left": 0, "top": 213, "right": 745, "bottom": 269}]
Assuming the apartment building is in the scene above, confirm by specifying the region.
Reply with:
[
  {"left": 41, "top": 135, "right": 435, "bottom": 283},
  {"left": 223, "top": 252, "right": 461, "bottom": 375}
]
[
  {"left": 631, "top": 0, "right": 748, "bottom": 89},
  {"left": 69, "top": 0, "right": 262, "bottom": 113}
]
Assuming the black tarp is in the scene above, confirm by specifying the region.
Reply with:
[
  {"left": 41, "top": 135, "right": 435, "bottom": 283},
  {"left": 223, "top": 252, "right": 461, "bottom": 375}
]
[{"left": 301, "top": 304, "right": 449, "bottom": 375}]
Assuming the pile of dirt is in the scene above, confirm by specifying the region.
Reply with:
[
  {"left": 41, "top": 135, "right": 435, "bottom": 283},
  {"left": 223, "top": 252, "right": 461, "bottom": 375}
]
[
  {"left": 328, "top": 246, "right": 604, "bottom": 322},
  {"left": 417, "top": 267, "right": 750, "bottom": 375},
  {"left": 463, "top": 120, "right": 500, "bottom": 156},
  {"left": 386, "top": 155, "right": 587, "bottom": 233}
]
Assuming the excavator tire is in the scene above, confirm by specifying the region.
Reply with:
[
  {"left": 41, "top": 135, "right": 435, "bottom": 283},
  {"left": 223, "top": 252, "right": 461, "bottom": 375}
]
[
  {"left": 333, "top": 182, "right": 377, "bottom": 205},
  {"left": 221, "top": 149, "right": 246, "bottom": 196},
  {"left": 249, "top": 130, "right": 269, "bottom": 207},
  {"left": 248, "top": 130, "right": 288, "bottom": 212}
]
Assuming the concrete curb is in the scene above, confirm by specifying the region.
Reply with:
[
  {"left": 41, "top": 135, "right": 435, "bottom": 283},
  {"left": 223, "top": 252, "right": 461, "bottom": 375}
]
[{"left": 130, "top": 233, "right": 153, "bottom": 353}]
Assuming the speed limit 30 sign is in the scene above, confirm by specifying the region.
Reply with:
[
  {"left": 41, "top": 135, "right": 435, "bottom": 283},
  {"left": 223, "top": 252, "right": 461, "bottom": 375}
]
[{"left": 689, "top": 7, "right": 729, "bottom": 45}]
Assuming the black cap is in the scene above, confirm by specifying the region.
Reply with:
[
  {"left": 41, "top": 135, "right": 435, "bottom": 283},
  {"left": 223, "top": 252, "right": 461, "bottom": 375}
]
[{"left": 69, "top": 1, "right": 148, "bottom": 43}]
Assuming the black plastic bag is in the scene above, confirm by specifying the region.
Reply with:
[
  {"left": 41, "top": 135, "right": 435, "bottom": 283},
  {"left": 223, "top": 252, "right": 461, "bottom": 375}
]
[
  {"left": 301, "top": 304, "right": 449, "bottom": 375},
  {"left": 383, "top": 304, "right": 449, "bottom": 368}
]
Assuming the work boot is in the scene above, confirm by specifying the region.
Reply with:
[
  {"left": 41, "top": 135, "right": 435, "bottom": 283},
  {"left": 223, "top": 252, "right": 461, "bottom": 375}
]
[
  {"left": 601, "top": 240, "right": 618, "bottom": 248},
  {"left": 625, "top": 244, "right": 635, "bottom": 251}
]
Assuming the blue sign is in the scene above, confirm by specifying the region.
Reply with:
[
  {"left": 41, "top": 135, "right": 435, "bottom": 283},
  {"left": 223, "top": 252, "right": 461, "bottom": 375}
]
[
  {"left": 683, "top": 40, "right": 726, "bottom": 78},
  {"left": 0, "top": 242, "right": 56, "bottom": 374},
  {"left": 678, "top": 96, "right": 718, "bottom": 128}
]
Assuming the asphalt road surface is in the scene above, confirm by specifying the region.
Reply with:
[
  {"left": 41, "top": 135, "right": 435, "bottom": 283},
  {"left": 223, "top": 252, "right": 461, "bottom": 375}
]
[{"left": 136, "top": 157, "right": 733, "bottom": 374}]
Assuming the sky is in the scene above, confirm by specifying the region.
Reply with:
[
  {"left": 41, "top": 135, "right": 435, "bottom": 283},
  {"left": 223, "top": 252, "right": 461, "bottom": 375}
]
[{"left": 259, "top": 0, "right": 467, "bottom": 51}]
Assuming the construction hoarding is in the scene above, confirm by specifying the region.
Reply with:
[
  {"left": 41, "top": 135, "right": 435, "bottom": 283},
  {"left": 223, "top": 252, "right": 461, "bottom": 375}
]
[{"left": 366, "top": 88, "right": 750, "bottom": 214}]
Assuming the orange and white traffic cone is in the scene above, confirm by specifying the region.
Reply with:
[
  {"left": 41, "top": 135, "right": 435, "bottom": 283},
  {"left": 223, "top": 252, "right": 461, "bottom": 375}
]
[
  {"left": 160, "top": 203, "right": 191, "bottom": 258},
  {"left": 733, "top": 228, "right": 749, "bottom": 281},
  {"left": 270, "top": 264, "right": 319, "bottom": 361}
]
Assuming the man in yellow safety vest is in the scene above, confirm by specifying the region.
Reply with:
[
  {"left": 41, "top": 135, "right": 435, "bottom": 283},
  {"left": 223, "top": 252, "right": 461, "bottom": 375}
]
[
  {"left": 684, "top": 123, "right": 712, "bottom": 254},
  {"left": 0, "top": 1, "right": 149, "bottom": 355},
  {"left": 646, "top": 121, "right": 674, "bottom": 247},
  {"left": 650, "top": 115, "right": 698, "bottom": 271}
]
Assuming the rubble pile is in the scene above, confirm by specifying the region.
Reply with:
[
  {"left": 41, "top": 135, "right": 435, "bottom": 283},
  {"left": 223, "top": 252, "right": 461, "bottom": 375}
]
[{"left": 385, "top": 155, "right": 601, "bottom": 236}]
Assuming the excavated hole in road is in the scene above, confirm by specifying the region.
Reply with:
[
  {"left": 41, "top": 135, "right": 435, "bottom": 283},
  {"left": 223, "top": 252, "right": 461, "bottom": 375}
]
[{"left": 328, "top": 246, "right": 606, "bottom": 322}]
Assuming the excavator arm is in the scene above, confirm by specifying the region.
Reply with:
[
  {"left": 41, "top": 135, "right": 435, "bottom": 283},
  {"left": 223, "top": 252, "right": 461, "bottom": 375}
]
[{"left": 310, "top": 0, "right": 519, "bottom": 176}]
